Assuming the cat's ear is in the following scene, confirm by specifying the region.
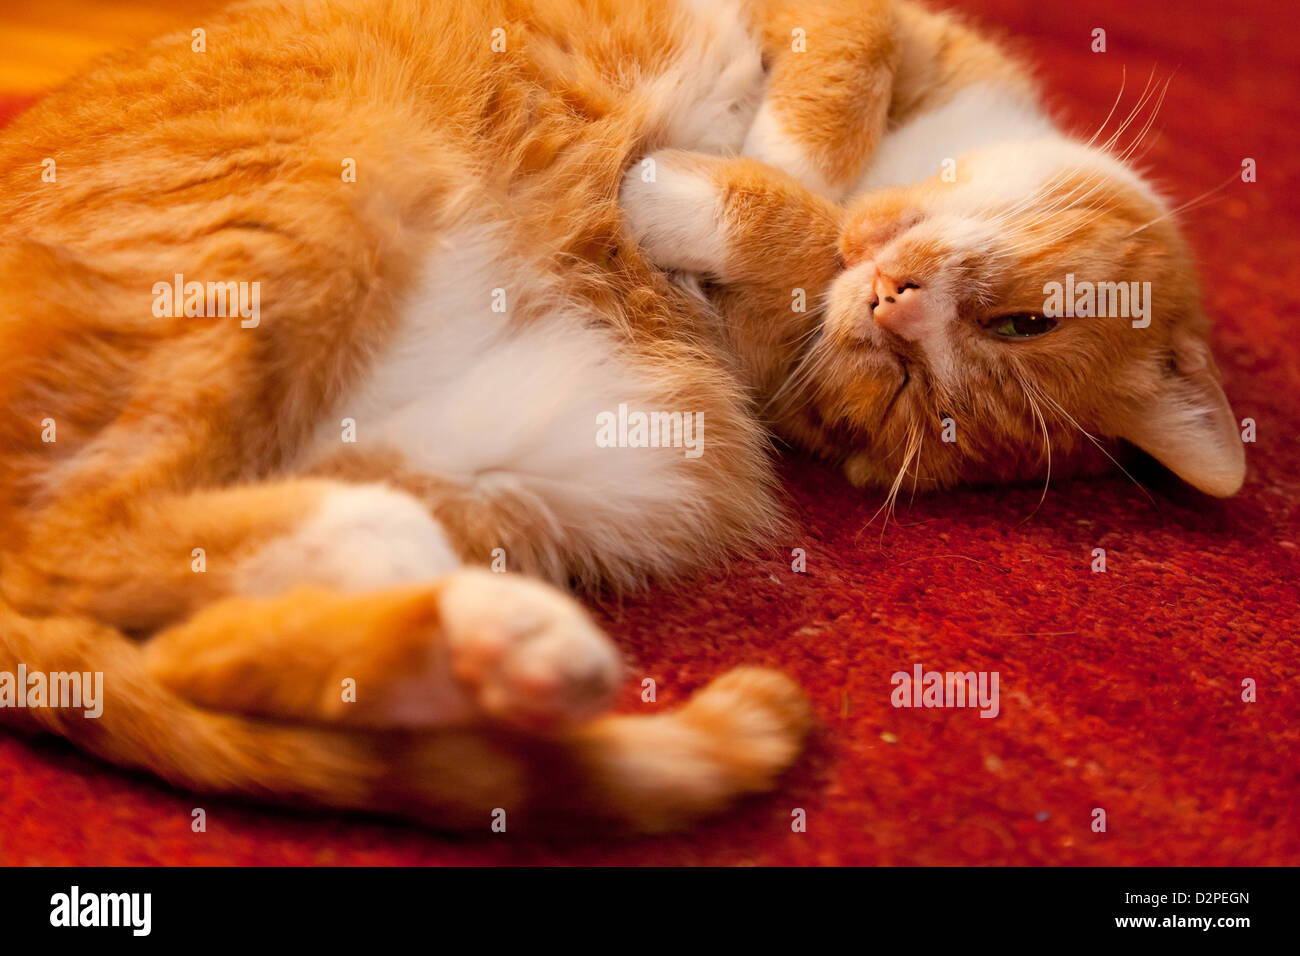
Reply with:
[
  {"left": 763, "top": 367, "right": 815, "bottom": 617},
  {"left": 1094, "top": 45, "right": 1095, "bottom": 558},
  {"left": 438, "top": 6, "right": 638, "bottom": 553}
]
[{"left": 1116, "top": 332, "right": 1245, "bottom": 497}]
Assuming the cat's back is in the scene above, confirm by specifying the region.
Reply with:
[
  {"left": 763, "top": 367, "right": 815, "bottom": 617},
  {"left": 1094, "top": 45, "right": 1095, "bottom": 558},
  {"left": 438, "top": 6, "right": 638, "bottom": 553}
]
[
  {"left": 0, "top": 0, "right": 766, "bottom": 355},
  {"left": 0, "top": 0, "right": 763, "bottom": 232}
]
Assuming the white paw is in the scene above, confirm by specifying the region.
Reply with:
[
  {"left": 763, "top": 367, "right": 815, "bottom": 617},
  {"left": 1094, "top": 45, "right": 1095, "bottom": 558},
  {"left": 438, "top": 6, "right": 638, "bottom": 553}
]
[
  {"left": 438, "top": 570, "right": 621, "bottom": 730},
  {"left": 619, "top": 150, "right": 730, "bottom": 275}
]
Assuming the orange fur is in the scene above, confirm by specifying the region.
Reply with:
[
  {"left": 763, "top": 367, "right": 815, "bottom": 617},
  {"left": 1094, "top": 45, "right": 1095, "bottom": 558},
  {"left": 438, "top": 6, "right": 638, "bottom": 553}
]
[{"left": 752, "top": 0, "right": 899, "bottom": 191}]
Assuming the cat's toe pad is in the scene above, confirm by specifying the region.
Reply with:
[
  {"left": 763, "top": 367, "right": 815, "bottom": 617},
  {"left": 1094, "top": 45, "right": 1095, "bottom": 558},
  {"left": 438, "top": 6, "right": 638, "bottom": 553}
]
[{"left": 439, "top": 570, "right": 621, "bottom": 730}]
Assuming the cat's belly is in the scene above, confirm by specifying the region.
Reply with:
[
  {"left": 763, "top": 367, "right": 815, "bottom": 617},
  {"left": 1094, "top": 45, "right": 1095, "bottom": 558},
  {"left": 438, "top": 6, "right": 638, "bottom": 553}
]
[
  {"left": 293, "top": 219, "right": 744, "bottom": 581},
  {"left": 293, "top": 0, "right": 778, "bottom": 579}
]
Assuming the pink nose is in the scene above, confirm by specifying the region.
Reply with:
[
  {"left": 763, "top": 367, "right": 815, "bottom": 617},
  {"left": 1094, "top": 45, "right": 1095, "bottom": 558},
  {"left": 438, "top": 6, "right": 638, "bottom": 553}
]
[{"left": 872, "top": 272, "right": 924, "bottom": 339}]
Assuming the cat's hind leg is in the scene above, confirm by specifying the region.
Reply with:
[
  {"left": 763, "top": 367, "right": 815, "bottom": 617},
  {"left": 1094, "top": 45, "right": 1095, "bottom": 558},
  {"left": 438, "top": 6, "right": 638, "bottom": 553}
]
[
  {"left": 6, "top": 472, "right": 620, "bottom": 731},
  {"left": 143, "top": 570, "right": 622, "bottom": 733},
  {"left": 1, "top": 585, "right": 811, "bottom": 831},
  {"left": 122, "top": 478, "right": 812, "bottom": 829},
  {"left": 3, "top": 477, "right": 459, "bottom": 631},
  {"left": 139, "top": 568, "right": 813, "bottom": 832},
  {"left": 1, "top": 471, "right": 811, "bottom": 830}
]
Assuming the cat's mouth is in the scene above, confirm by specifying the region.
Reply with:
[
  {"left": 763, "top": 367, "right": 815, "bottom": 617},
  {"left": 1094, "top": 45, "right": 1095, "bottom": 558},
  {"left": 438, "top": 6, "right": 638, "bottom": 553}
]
[
  {"left": 835, "top": 333, "right": 914, "bottom": 430},
  {"left": 845, "top": 327, "right": 913, "bottom": 382},
  {"left": 776, "top": 318, "right": 913, "bottom": 428}
]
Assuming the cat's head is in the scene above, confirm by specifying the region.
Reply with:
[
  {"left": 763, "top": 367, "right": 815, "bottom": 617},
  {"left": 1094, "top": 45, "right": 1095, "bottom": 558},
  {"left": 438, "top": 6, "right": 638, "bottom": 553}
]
[{"left": 794, "top": 136, "right": 1244, "bottom": 498}]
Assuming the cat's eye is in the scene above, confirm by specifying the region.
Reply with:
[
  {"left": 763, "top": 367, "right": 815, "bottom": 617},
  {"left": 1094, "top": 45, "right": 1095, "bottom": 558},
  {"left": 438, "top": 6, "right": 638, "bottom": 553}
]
[{"left": 988, "top": 313, "right": 1058, "bottom": 339}]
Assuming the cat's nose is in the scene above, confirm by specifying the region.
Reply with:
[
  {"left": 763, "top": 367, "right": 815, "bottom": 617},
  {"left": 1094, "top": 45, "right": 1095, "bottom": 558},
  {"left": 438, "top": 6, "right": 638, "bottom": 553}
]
[{"left": 872, "top": 272, "right": 925, "bottom": 339}]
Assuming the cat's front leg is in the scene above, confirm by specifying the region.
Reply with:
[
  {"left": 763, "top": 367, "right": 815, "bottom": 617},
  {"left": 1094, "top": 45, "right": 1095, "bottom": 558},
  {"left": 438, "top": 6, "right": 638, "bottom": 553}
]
[
  {"left": 619, "top": 148, "right": 845, "bottom": 286},
  {"left": 620, "top": 148, "right": 847, "bottom": 398},
  {"left": 619, "top": 150, "right": 736, "bottom": 278},
  {"left": 742, "top": 0, "right": 898, "bottom": 199}
]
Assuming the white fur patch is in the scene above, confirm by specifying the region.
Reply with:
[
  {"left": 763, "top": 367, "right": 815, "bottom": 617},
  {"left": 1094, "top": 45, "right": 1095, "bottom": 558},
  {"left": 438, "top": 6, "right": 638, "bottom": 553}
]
[
  {"left": 235, "top": 483, "right": 461, "bottom": 596},
  {"left": 298, "top": 221, "right": 715, "bottom": 581},
  {"left": 857, "top": 85, "right": 1054, "bottom": 193},
  {"left": 642, "top": 0, "right": 765, "bottom": 154},
  {"left": 372, "top": 569, "right": 622, "bottom": 729},
  {"left": 438, "top": 569, "right": 621, "bottom": 726},
  {"left": 857, "top": 85, "right": 1165, "bottom": 216},
  {"left": 620, "top": 153, "right": 730, "bottom": 275},
  {"left": 949, "top": 136, "right": 1165, "bottom": 215}
]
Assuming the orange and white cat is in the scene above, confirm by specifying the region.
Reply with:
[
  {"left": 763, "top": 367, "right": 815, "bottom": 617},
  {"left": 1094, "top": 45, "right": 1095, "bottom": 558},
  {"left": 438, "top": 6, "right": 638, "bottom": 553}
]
[
  {"left": 621, "top": 1, "right": 1244, "bottom": 502},
  {"left": 0, "top": 0, "right": 1241, "bottom": 832}
]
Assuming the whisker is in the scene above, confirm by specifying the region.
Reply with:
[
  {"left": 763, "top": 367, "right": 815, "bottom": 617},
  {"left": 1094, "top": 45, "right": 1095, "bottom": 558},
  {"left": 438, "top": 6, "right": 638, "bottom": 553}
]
[
  {"left": 985, "top": 69, "right": 1160, "bottom": 229},
  {"left": 1125, "top": 168, "right": 1241, "bottom": 237},
  {"left": 762, "top": 328, "right": 834, "bottom": 418},
  {"left": 1009, "top": 365, "right": 1053, "bottom": 524},
  {"left": 1032, "top": 383, "right": 1156, "bottom": 505},
  {"left": 1101, "top": 67, "right": 1159, "bottom": 153},
  {"left": 1116, "top": 75, "right": 1170, "bottom": 163},
  {"left": 862, "top": 418, "right": 923, "bottom": 540},
  {"left": 1083, "top": 65, "right": 1128, "bottom": 148},
  {"left": 984, "top": 69, "right": 1171, "bottom": 238}
]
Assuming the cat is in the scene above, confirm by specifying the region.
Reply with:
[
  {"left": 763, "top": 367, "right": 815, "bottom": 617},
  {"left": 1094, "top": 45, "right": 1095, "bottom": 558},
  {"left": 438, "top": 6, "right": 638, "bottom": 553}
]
[
  {"left": 0, "top": 0, "right": 1241, "bottom": 833},
  {"left": 620, "top": 0, "right": 1245, "bottom": 503}
]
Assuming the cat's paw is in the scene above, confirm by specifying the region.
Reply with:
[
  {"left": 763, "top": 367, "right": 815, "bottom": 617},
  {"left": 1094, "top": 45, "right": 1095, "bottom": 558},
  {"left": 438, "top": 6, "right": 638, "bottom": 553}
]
[
  {"left": 619, "top": 149, "right": 729, "bottom": 275},
  {"left": 438, "top": 570, "right": 621, "bottom": 731},
  {"left": 741, "top": 101, "right": 846, "bottom": 201}
]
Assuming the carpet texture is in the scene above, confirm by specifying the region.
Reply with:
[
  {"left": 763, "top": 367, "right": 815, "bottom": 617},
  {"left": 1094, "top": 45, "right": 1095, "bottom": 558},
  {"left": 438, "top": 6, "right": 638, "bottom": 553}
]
[{"left": 0, "top": 0, "right": 1296, "bottom": 866}]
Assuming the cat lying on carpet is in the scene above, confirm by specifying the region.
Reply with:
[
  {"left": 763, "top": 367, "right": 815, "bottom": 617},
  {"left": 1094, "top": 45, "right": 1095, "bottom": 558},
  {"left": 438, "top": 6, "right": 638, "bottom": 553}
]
[{"left": 0, "top": 0, "right": 1242, "bottom": 832}]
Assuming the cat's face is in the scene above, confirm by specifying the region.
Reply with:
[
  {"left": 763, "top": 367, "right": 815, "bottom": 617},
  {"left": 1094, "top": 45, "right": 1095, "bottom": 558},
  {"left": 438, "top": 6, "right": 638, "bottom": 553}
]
[{"left": 794, "top": 139, "right": 1244, "bottom": 498}]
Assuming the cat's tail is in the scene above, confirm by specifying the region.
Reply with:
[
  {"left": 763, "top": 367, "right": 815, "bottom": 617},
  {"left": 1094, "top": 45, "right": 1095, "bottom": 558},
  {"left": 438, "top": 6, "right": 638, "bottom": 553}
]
[
  {"left": 555, "top": 666, "right": 813, "bottom": 833},
  {"left": 0, "top": 596, "right": 810, "bottom": 833}
]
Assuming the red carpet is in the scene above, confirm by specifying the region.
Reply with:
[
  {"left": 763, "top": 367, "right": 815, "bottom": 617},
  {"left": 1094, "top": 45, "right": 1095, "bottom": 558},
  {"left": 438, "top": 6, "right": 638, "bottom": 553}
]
[{"left": 1, "top": 0, "right": 1297, "bottom": 865}]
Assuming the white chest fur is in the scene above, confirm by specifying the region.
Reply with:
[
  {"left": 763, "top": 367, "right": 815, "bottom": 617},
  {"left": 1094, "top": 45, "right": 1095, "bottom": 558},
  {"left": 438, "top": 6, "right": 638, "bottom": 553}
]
[
  {"left": 856, "top": 85, "right": 1055, "bottom": 192},
  {"left": 297, "top": 222, "right": 718, "bottom": 581}
]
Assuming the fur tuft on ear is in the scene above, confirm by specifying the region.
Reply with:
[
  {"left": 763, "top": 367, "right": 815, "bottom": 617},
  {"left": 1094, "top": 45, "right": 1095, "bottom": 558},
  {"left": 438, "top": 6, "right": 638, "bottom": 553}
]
[{"left": 1117, "top": 335, "right": 1245, "bottom": 497}]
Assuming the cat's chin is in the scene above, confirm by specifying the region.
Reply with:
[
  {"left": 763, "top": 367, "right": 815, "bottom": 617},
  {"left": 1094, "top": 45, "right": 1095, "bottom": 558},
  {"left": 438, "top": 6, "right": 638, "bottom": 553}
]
[
  {"left": 779, "top": 334, "right": 913, "bottom": 453},
  {"left": 833, "top": 331, "right": 912, "bottom": 398}
]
